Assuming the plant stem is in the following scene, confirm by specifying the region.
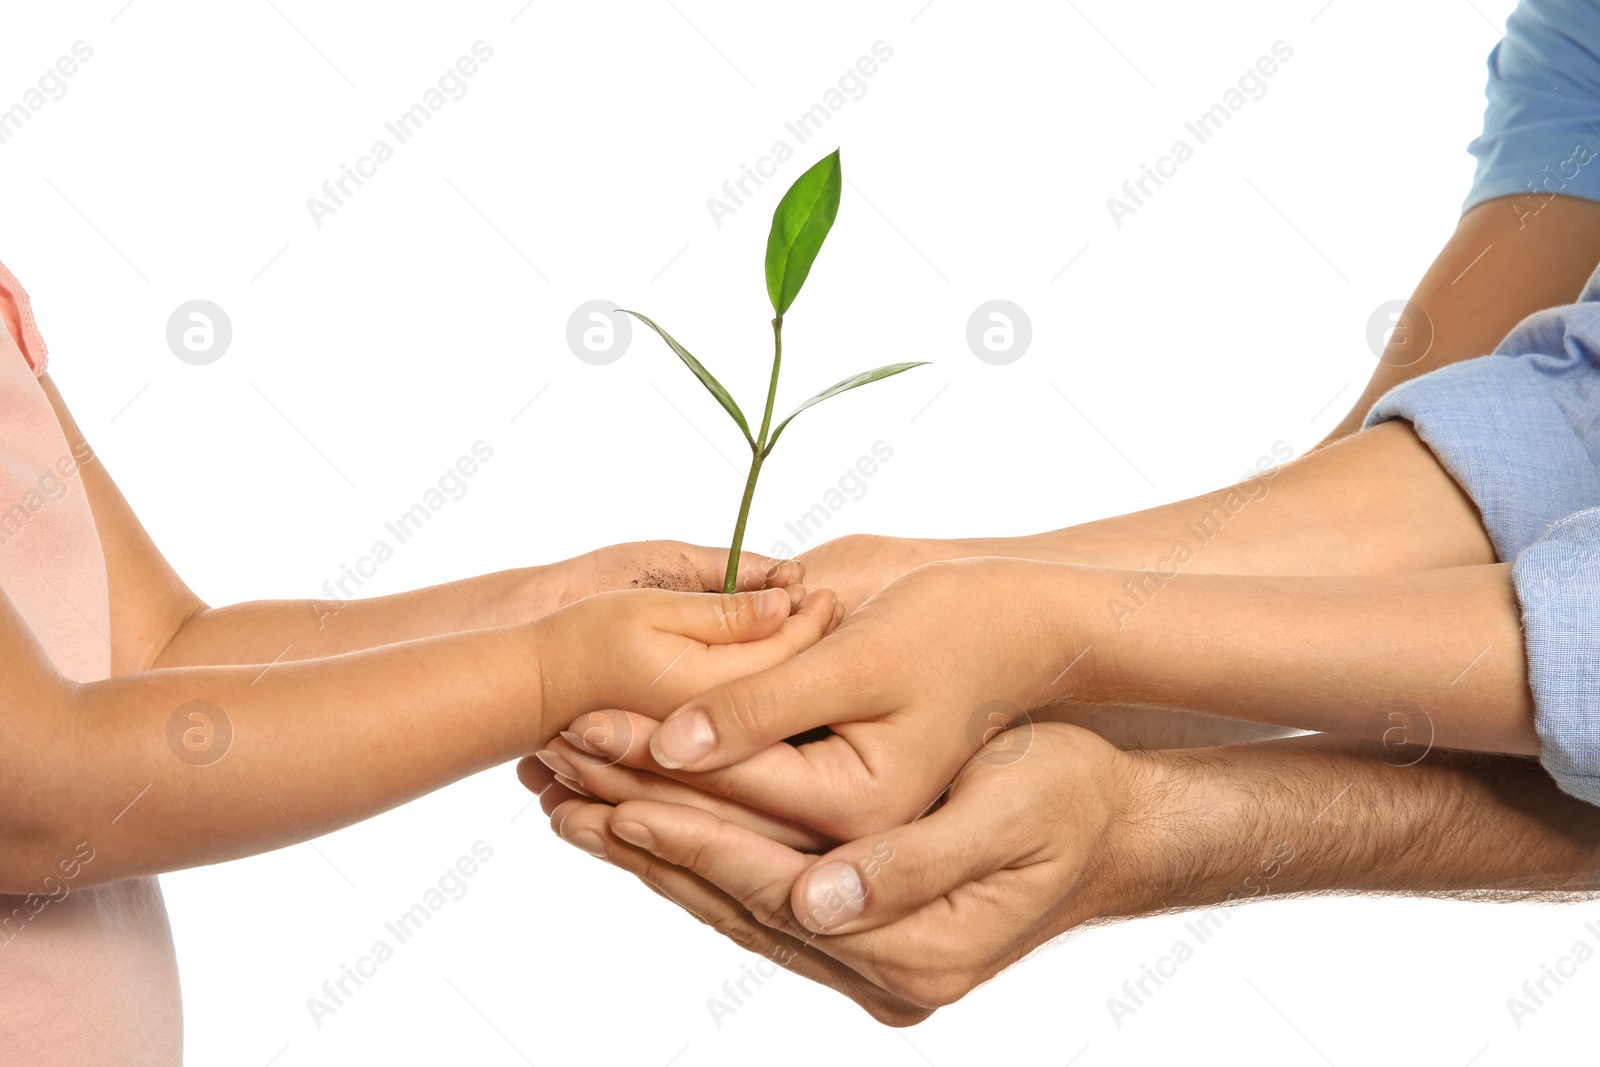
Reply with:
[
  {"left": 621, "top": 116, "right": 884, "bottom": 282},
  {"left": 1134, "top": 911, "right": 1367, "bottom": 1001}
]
[{"left": 723, "top": 316, "right": 784, "bottom": 594}]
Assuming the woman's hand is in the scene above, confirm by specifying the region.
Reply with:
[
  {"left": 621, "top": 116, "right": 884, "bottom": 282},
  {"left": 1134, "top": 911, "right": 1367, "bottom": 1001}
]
[
  {"left": 793, "top": 534, "right": 953, "bottom": 613},
  {"left": 527, "top": 722, "right": 1137, "bottom": 1022},
  {"left": 795, "top": 532, "right": 1092, "bottom": 614},
  {"left": 553, "top": 556, "right": 1091, "bottom": 839}
]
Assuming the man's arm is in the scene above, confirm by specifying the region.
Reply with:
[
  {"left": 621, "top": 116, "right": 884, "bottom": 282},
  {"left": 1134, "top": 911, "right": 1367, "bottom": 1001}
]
[
  {"left": 1102, "top": 735, "right": 1600, "bottom": 917},
  {"left": 532, "top": 725, "right": 1600, "bottom": 1021}
]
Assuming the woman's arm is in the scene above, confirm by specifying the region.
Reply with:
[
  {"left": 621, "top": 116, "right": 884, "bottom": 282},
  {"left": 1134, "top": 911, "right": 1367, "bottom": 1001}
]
[{"left": 556, "top": 548, "right": 1534, "bottom": 842}]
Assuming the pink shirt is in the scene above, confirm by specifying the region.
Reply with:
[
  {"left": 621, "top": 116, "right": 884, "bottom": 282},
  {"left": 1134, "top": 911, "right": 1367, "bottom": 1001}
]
[{"left": 0, "top": 260, "right": 183, "bottom": 1064}]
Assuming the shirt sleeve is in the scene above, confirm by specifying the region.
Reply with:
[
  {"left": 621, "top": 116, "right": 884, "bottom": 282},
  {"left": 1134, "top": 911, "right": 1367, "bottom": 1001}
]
[
  {"left": 1464, "top": 0, "right": 1600, "bottom": 213},
  {"left": 1514, "top": 508, "right": 1600, "bottom": 806},
  {"left": 0, "top": 259, "right": 49, "bottom": 376}
]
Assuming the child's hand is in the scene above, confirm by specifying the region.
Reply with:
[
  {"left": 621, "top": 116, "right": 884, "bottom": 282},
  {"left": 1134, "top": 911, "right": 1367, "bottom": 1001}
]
[
  {"left": 531, "top": 584, "right": 842, "bottom": 746},
  {"left": 549, "top": 557, "right": 1081, "bottom": 840},
  {"left": 503, "top": 542, "right": 805, "bottom": 623}
]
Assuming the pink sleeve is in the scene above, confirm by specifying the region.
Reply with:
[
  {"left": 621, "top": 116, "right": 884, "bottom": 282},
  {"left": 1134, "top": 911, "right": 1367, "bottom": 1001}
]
[{"left": 0, "top": 259, "right": 49, "bottom": 376}]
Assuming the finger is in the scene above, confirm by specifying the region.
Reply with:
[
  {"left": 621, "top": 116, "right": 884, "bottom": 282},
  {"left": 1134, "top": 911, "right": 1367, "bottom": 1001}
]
[
  {"left": 547, "top": 797, "right": 611, "bottom": 858},
  {"left": 565, "top": 709, "right": 879, "bottom": 840},
  {"left": 516, "top": 754, "right": 555, "bottom": 794},
  {"left": 557, "top": 803, "right": 930, "bottom": 1027},
  {"left": 603, "top": 799, "right": 809, "bottom": 934},
  {"left": 700, "top": 587, "right": 841, "bottom": 674},
  {"left": 652, "top": 585, "right": 802, "bottom": 647},
  {"left": 514, "top": 754, "right": 594, "bottom": 815},
  {"left": 650, "top": 620, "right": 894, "bottom": 771},
  {"left": 540, "top": 779, "right": 588, "bottom": 816},
  {"left": 538, "top": 736, "right": 834, "bottom": 851},
  {"left": 788, "top": 760, "right": 1028, "bottom": 934},
  {"left": 711, "top": 547, "right": 805, "bottom": 593}
]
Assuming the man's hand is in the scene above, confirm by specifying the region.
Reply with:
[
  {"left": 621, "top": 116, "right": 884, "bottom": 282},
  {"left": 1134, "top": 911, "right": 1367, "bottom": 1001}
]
[
  {"left": 525, "top": 721, "right": 1600, "bottom": 1022},
  {"left": 532, "top": 722, "right": 1134, "bottom": 1020}
]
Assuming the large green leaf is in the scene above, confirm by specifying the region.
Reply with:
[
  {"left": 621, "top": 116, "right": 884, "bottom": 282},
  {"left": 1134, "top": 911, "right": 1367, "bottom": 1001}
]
[
  {"left": 765, "top": 150, "right": 843, "bottom": 317},
  {"left": 619, "top": 310, "right": 752, "bottom": 446},
  {"left": 765, "top": 361, "right": 929, "bottom": 453}
]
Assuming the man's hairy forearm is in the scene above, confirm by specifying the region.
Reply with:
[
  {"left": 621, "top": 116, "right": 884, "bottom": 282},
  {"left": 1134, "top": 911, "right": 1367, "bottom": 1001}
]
[{"left": 1083, "top": 734, "right": 1600, "bottom": 927}]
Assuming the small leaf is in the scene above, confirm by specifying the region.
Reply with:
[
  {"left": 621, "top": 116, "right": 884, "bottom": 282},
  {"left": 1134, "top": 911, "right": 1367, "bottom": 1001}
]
[
  {"left": 765, "top": 150, "right": 843, "bottom": 317},
  {"left": 620, "top": 310, "right": 753, "bottom": 446},
  {"left": 765, "top": 361, "right": 929, "bottom": 452}
]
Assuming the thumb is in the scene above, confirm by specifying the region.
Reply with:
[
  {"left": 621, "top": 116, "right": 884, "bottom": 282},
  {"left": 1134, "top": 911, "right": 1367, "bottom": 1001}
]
[
  {"left": 648, "top": 622, "right": 881, "bottom": 771},
  {"left": 657, "top": 585, "right": 802, "bottom": 646},
  {"left": 789, "top": 764, "right": 1025, "bottom": 935}
]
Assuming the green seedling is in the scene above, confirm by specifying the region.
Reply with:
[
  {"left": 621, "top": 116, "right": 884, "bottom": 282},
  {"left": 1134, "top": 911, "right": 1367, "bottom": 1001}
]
[{"left": 622, "top": 149, "right": 928, "bottom": 593}]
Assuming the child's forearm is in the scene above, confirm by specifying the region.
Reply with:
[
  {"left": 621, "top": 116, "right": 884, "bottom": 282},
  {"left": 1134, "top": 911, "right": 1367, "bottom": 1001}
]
[
  {"left": 152, "top": 566, "right": 551, "bottom": 668},
  {"left": 1043, "top": 560, "right": 1537, "bottom": 757},
  {"left": 151, "top": 544, "right": 801, "bottom": 670},
  {"left": 7, "top": 622, "right": 548, "bottom": 892}
]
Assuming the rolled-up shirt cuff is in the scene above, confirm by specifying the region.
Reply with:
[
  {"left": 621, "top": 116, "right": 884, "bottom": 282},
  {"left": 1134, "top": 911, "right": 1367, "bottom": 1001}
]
[
  {"left": 1512, "top": 508, "right": 1600, "bottom": 806},
  {"left": 1364, "top": 352, "right": 1600, "bottom": 561}
]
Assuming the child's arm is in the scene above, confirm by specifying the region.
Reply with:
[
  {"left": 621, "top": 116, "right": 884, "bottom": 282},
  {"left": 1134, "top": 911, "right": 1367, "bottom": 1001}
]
[
  {"left": 39, "top": 375, "right": 800, "bottom": 672},
  {"left": 0, "top": 579, "right": 835, "bottom": 893}
]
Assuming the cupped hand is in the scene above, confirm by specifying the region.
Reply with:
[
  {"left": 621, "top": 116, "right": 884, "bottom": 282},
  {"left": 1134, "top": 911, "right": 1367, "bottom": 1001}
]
[
  {"left": 528, "top": 721, "right": 1136, "bottom": 1020},
  {"left": 505, "top": 541, "right": 807, "bottom": 623},
  {"left": 531, "top": 584, "right": 841, "bottom": 745},
  {"left": 554, "top": 556, "right": 1092, "bottom": 839}
]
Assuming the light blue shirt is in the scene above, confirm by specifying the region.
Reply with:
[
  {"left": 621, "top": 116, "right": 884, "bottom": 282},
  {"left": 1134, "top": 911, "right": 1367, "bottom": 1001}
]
[
  {"left": 1465, "top": 0, "right": 1600, "bottom": 212},
  {"left": 1365, "top": 0, "right": 1600, "bottom": 804}
]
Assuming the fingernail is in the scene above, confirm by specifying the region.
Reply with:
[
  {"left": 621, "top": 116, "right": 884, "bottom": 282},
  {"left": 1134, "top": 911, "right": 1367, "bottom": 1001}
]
[
  {"left": 535, "top": 748, "right": 578, "bottom": 780},
  {"left": 653, "top": 709, "right": 714, "bottom": 768},
  {"left": 765, "top": 561, "right": 782, "bottom": 581},
  {"left": 611, "top": 820, "right": 656, "bottom": 851},
  {"left": 758, "top": 587, "right": 787, "bottom": 619},
  {"left": 560, "top": 729, "right": 602, "bottom": 757},
  {"left": 800, "top": 861, "right": 866, "bottom": 932},
  {"left": 563, "top": 828, "right": 607, "bottom": 859},
  {"left": 553, "top": 773, "right": 594, "bottom": 799}
]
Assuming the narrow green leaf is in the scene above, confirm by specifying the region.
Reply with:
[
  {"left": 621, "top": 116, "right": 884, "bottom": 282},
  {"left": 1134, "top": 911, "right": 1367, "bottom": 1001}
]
[
  {"left": 765, "top": 150, "right": 843, "bottom": 317},
  {"left": 765, "top": 361, "right": 929, "bottom": 452},
  {"left": 619, "top": 310, "right": 753, "bottom": 446}
]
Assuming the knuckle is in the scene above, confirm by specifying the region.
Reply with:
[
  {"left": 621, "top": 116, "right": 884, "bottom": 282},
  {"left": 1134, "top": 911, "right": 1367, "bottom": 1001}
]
[
  {"left": 744, "top": 880, "right": 797, "bottom": 931},
  {"left": 712, "top": 592, "right": 750, "bottom": 633},
  {"left": 709, "top": 911, "right": 765, "bottom": 951},
  {"left": 714, "top": 684, "right": 774, "bottom": 748}
]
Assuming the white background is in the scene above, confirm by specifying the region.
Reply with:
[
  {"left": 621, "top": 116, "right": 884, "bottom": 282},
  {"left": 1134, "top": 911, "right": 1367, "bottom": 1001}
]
[{"left": 1, "top": 0, "right": 1589, "bottom": 1064}]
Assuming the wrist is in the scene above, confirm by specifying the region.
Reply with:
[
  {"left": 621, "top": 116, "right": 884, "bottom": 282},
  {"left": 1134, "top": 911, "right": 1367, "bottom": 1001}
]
[
  {"left": 485, "top": 565, "right": 563, "bottom": 629},
  {"left": 1068, "top": 742, "right": 1288, "bottom": 928},
  {"left": 499, "top": 617, "right": 556, "bottom": 751},
  {"left": 1005, "top": 558, "right": 1109, "bottom": 708}
]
